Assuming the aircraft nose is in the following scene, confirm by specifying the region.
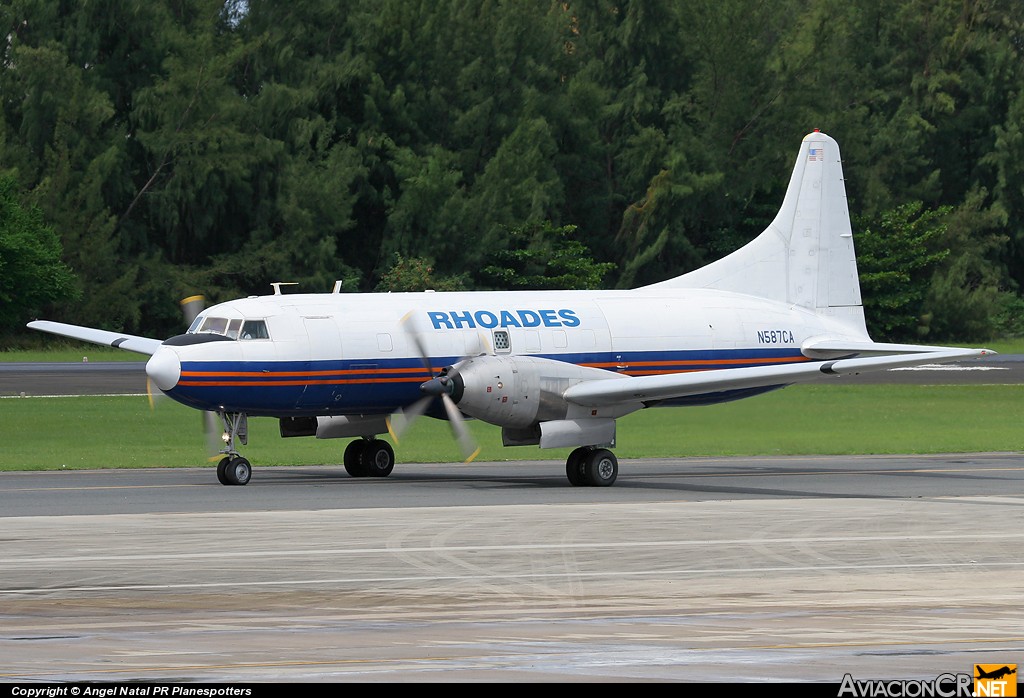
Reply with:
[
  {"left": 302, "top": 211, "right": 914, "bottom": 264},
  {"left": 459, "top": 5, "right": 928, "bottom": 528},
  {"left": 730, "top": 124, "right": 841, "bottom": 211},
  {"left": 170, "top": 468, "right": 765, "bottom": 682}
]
[{"left": 146, "top": 347, "right": 181, "bottom": 391}]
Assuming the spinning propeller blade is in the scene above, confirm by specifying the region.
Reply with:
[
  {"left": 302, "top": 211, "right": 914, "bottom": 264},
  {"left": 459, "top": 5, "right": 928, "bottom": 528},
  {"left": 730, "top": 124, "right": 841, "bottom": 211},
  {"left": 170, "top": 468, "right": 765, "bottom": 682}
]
[
  {"left": 167, "top": 294, "right": 224, "bottom": 459},
  {"left": 204, "top": 410, "right": 224, "bottom": 461},
  {"left": 386, "top": 395, "right": 433, "bottom": 443},
  {"left": 441, "top": 391, "right": 481, "bottom": 463},
  {"left": 393, "top": 311, "right": 481, "bottom": 461}
]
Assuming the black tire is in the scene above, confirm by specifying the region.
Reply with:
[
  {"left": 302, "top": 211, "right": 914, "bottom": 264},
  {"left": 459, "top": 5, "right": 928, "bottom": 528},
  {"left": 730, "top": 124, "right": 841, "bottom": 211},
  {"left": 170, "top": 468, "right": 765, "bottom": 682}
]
[
  {"left": 223, "top": 456, "right": 252, "bottom": 486},
  {"left": 360, "top": 439, "right": 395, "bottom": 477},
  {"left": 344, "top": 440, "right": 368, "bottom": 477},
  {"left": 565, "top": 447, "right": 588, "bottom": 486},
  {"left": 216, "top": 457, "right": 231, "bottom": 485},
  {"left": 583, "top": 449, "right": 618, "bottom": 487}
]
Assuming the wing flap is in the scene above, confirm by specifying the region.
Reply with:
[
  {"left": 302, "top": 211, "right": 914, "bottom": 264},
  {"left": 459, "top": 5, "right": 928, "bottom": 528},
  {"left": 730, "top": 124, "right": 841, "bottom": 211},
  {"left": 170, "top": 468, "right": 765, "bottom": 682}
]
[
  {"left": 563, "top": 348, "right": 993, "bottom": 407},
  {"left": 27, "top": 320, "right": 163, "bottom": 356}
]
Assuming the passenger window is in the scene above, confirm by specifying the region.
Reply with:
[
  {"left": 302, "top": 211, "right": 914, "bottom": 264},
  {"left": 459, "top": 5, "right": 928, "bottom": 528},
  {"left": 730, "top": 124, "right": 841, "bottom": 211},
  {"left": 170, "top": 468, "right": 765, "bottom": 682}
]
[{"left": 240, "top": 320, "right": 269, "bottom": 340}]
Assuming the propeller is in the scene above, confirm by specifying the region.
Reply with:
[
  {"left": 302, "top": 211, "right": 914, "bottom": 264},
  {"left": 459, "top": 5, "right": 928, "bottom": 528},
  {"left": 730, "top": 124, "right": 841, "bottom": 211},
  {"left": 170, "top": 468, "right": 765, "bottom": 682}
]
[
  {"left": 148, "top": 294, "right": 207, "bottom": 408},
  {"left": 385, "top": 392, "right": 434, "bottom": 442},
  {"left": 385, "top": 311, "right": 434, "bottom": 442},
  {"left": 386, "top": 312, "right": 482, "bottom": 463},
  {"left": 180, "top": 295, "right": 205, "bottom": 329},
  {"left": 146, "top": 294, "right": 223, "bottom": 458},
  {"left": 420, "top": 367, "right": 481, "bottom": 463},
  {"left": 178, "top": 295, "right": 225, "bottom": 459}
]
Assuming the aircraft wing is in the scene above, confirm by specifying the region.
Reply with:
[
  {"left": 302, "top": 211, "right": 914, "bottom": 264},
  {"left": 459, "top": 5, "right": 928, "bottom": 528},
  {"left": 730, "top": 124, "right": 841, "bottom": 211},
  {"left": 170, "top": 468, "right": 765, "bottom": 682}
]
[
  {"left": 563, "top": 347, "right": 993, "bottom": 407},
  {"left": 27, "top": 320, "right": 163, "bottom": 356}
]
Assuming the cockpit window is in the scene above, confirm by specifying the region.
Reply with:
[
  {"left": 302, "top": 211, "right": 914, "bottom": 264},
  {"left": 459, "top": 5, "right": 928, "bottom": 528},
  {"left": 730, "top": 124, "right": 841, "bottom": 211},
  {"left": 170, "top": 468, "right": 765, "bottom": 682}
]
[
  {"left": 240, "top": 320, "right": 269, "bottom": 340},
  {"left": 199, "top": 316, "right": 229, "bottom": 335},
  {"left": 187, "top": 315, "right": 204, "bottom": 334},
  {"left": 190, "top": 316, "right": 269, "bottom": 340}
]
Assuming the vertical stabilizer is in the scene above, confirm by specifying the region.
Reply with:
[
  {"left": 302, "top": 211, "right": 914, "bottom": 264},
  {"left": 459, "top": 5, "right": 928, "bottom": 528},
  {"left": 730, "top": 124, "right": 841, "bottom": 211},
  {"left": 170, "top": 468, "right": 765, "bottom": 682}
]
[{"left": 644, "top": 131, "right": 866, "bottom": 332}]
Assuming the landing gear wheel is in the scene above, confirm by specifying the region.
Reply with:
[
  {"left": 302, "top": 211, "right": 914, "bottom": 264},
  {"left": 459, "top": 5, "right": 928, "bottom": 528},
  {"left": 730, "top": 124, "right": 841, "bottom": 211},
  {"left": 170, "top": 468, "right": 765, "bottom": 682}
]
[
  {"left": 216, "top": 457, "right": 231, "bottom": 485},
  {"left": 583, "top": 449, "right": 618, "bottom": 487},
  {"left": 360, "top": 439, "right": 395, "bottom": 478},
  {"left": 565, "top": 447, "right": 588, "bottom": 486},
  {"left": 344, "top": 440, "right": 368, "bottom": 477},
  {"left": 222, "top": 456, "right": 252, "bottom": 486}
]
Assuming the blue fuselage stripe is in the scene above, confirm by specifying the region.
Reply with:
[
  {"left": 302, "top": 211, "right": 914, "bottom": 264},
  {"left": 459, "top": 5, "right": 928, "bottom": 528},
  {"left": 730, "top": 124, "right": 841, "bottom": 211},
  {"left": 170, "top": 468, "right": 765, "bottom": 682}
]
[{"left": 165, "top": 348, "right": 808, "bottom": 416}]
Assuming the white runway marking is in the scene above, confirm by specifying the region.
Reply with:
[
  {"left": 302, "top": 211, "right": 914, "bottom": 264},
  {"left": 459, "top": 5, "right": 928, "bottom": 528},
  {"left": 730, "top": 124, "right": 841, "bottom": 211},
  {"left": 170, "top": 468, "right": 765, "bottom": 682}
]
[
  {"left": 889, "top": 364, "right": 1009, "bottom": 371},
  {"left": 3, "top": 530, "right": 1024, "bottom": 567},
  {"left": 5, "top": 561, "right": 1024, "bottom": 596}
]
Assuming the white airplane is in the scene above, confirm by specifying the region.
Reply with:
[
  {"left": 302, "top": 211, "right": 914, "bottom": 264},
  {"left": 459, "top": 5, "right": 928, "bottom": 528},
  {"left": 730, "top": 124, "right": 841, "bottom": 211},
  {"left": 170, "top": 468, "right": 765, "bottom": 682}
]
[{"left": 29, "top": 130, "right": 992, "bottom": 487}]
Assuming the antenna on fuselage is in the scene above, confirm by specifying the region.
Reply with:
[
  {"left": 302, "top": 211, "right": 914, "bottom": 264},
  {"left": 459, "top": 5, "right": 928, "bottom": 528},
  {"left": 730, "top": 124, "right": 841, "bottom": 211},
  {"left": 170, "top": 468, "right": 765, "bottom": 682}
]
[
  {"left": 332, "top": 280, "right": 343, "bottom": 293},
  {"left": 270, "top": 282, "right": 298, "bottom": 295}
]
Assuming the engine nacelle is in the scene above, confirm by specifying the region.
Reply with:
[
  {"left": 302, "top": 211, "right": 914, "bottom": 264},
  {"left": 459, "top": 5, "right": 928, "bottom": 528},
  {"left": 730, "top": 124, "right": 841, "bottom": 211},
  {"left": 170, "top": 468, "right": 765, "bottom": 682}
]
[{"left": 448, "top": 355, "right": 625, "bottom": 428}]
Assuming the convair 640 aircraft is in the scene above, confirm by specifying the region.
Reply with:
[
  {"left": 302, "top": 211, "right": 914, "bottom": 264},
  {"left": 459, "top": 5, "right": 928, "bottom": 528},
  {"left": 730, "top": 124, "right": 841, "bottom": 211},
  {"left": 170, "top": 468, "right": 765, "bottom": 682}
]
[{"left": 29, "top": 131, "right": 992, "bottom": 487}]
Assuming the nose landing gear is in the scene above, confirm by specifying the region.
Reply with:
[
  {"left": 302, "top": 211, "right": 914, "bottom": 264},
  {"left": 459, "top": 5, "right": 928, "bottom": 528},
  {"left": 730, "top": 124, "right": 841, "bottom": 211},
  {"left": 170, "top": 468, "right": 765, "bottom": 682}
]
[
  {"left": 213, "top": 412, "right": 251, "bottom": 486},
  {"left": 217, "top": 455, "right": 252, "bottom": 485}
]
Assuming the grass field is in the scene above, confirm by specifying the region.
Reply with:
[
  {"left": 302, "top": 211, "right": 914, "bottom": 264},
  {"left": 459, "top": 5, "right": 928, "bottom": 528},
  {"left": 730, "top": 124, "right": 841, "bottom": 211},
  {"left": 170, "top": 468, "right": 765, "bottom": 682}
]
[
  {"left": 2, "top": 384, "right": 1020, "bottom": 471},
  {"left": 0, "top": 347, "right": 143, "bottom": 362}
]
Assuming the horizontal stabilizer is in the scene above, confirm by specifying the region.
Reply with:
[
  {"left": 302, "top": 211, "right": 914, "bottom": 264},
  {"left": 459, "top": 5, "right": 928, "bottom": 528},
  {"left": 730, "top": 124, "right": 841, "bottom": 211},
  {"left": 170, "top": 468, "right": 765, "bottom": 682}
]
[
  {"left": 801, "top": 337, "right": 992, "bottom": 359},
  {"left": 563, "top": 348, "right": 993, "bottom": 407},
  {"left": 26, "top": 320, "right": 162, "bottom": 356}
]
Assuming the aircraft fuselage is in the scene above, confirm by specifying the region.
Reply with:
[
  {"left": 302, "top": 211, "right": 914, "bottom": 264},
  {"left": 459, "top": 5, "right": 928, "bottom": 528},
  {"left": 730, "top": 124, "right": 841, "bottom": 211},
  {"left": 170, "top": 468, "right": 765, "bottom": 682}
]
[{"left": 151, "top": 287, "right": 857, "bottom": 417}]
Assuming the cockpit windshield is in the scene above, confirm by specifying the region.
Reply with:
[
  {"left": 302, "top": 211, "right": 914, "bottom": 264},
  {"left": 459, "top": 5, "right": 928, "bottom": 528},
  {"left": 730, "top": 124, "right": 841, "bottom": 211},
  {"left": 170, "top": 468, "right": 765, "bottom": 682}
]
[{"left": 191, "top": 316, "right": 270, "bottom": 340}]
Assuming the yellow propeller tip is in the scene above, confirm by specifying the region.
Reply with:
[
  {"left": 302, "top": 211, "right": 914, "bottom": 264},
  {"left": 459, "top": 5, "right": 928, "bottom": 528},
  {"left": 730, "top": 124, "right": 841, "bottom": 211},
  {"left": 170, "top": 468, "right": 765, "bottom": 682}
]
[{"left": 464, "top": 447, "right": 482, "bottom": 464}]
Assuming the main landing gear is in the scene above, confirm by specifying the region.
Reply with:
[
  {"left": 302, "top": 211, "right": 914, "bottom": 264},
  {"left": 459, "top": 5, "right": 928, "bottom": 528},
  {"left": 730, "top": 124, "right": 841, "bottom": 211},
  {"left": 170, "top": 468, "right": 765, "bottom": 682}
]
[
  {"left": 340, "top": 440, "right": 616, "bottom": 485},
  {"left": 210, "top": 413, "right": 617, "bottom": 487},
  {"left": 565, "top": 447, "right": 618, "bottom": 487},
  {"left": 343, "top": 438, "right": 396, "bottom": 478},
  {"left": 214, "top": 411, "right": 251, "bottom": 486}
]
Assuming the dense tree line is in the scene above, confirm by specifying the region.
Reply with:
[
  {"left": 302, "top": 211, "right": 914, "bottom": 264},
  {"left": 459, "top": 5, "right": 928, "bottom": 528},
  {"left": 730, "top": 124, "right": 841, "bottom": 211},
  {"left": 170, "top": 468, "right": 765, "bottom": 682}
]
[{"left": 1, "top": 0, "right": 1022, "bottom": 341}]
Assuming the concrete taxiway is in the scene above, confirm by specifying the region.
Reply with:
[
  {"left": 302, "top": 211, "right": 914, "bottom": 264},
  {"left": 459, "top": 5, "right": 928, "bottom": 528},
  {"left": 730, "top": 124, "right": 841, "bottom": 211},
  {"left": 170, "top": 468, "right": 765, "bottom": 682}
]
[{"left": 2, "top": 455, "right": 1022, "bottom": 682}]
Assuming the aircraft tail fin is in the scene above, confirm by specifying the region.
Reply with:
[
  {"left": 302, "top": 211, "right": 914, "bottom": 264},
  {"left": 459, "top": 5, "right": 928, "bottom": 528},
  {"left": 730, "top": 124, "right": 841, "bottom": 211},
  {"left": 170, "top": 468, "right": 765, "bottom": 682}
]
[{"left": 644, "top": 130, "right": 867, "bottom": 334}]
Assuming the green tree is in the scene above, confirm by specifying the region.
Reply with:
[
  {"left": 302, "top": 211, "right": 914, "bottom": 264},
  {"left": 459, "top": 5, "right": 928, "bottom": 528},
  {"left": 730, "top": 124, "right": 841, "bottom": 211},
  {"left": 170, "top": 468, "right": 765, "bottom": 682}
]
[
  {"left": 3, "top": 0, "right": 1024, "bottom": 340},
  {"left": 922, "top": 189, "right": 1011, "bottom": 341},
  {"left": 375, "top": 254, "right": 467, "bottom": 293},
  {"left": 0, "top": 176, "right": 78, "bottom": 333},
  {"left": 855, "top": 202, "right": 950, "bottom": 340},
  {"left": 478, "top": 221, "right": 614, "bottom": 291},
  {"left": 463, "top": 117, "right": 566, "bottom": 263}
]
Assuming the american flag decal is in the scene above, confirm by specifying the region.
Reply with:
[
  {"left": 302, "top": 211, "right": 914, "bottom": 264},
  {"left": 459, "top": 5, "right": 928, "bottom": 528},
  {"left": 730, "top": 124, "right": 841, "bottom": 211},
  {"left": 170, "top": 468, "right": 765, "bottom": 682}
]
[{"left": 808, "top": 145, "right": 823, "bottom": 161}]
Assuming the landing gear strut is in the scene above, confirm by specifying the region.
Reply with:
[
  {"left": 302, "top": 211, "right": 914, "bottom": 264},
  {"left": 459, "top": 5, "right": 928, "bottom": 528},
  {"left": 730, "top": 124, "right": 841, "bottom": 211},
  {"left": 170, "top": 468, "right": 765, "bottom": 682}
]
[
  {"left": 214, "top": 411, "right": 251, "bottom": 486},
  {"left": 343, "top": 438, "right": 395, "bottom": 478},
  {"left": 565, "top": 447, "right": 618, "bottom": 487}
]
